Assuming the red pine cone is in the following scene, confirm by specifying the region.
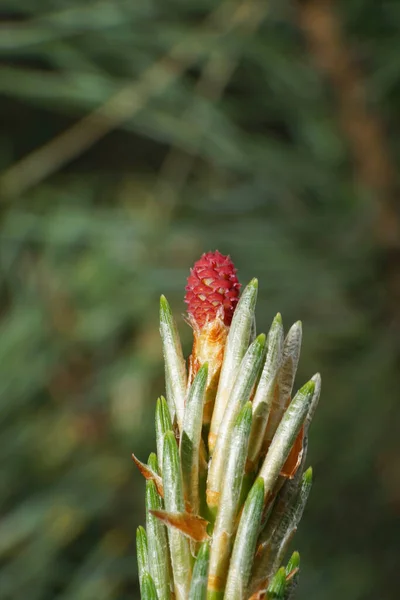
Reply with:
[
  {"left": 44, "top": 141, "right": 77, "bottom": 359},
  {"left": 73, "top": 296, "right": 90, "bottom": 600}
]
[{"left": 185, "top": 251, "right": 241, "bottom": 329}]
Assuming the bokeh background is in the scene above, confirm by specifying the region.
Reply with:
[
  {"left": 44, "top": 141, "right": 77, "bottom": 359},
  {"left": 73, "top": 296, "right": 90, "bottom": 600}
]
[{"left": 1, "top": 1, "right": 400, "bottom": 599}]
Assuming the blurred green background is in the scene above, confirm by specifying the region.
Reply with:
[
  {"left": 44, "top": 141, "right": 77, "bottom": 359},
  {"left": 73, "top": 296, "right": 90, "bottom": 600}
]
[{"left": 1, "top": 1, "right": 399, "bottom": 599}]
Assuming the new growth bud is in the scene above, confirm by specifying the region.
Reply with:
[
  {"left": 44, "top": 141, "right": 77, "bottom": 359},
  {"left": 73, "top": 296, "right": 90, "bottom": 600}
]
[{"left": 185, "top": 251, "right": 241, "bottom": 428}]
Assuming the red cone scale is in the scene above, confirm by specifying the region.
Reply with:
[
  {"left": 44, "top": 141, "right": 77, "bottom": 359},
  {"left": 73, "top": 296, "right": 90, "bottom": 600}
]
[{"left": 185, "top": 251, "right": 241, "bottom": 329}]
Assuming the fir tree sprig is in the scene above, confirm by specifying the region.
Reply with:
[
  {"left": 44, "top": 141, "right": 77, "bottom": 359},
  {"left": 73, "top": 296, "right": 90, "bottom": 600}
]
[{"left": 134, "top": 251, "right": 321, "bottom": 599}]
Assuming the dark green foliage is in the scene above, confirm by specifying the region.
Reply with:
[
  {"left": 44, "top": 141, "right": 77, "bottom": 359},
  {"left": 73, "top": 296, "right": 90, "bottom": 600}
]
[{"left": 0, "top": 1, "right": 398, "bottom": 599}]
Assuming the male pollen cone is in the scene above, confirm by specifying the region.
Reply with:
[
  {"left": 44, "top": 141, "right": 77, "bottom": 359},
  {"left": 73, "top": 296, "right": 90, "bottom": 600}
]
[{"left": 185, "top": 250, "right": 240, "bottom": 329}]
